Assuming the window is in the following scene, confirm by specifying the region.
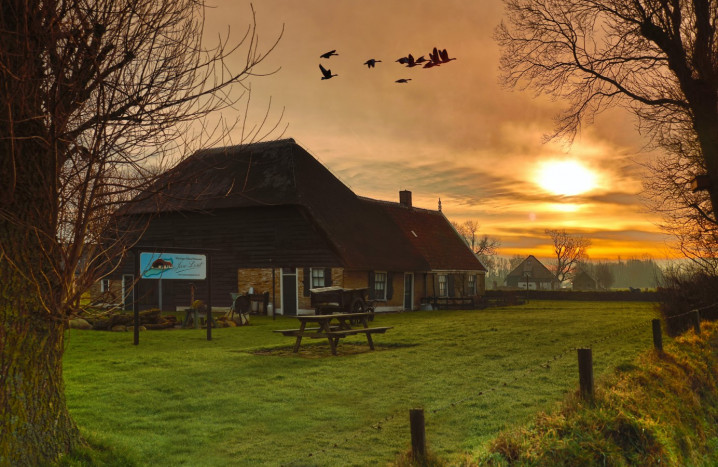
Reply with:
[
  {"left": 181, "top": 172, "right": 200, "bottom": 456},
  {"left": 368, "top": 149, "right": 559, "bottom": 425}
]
[
  {"left": 100, "top": 279, "right": 110, "bottom": 293},
  {"left": 438, "top": 274, "right": 448, "bottom": 297},
  {"left": 374, "top": 272, "right": 387, "bottom": 300},
  {"left": 311, "top": 268, "right": 325, "bottom": 288},
  {"left": 467, "top": 275, "right": 476, "bottom": 295}
]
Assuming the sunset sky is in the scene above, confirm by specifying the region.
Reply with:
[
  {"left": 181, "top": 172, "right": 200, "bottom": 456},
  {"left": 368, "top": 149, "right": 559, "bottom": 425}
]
[{"left": 205, "top": 0, "right": 677, "bottom": 262}]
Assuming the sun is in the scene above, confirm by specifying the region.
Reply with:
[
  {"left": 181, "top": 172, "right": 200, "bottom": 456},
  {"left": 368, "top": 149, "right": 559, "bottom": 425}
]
[{"left": 535, "top": 160, "right": 598, "bottom": 196}]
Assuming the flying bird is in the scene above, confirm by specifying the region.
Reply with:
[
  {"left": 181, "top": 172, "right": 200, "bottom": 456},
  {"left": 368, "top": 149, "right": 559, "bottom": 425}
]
[
  {"left": 320, "top": 50, "right": 338, "bottom": 59},
  {"left": 363, "top": 59, "right": 382, "bottom": 68},
  {"left": 396, "top": 56, "right": 410, "bottom": 65},
  {"left": 404, "top": 54, "right": 421, "bottom": 67},
  {"left": 439, "top": 49, "right": 456, "bottom": 63},
  {"left": 319, "top": 64, "right": 337, "bottom": 80},
  {"left": 415, "top": 55, "right": 427, "bottom": 63},
  {"left": 429, "top": 47, "right": 442, "bottom": 65},
  {"left": 395, "top": 78, "right": 412, "bottom": 83}
]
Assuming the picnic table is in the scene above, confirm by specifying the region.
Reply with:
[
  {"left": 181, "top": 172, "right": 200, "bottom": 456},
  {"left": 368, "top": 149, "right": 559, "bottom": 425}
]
[{"left": 273, "top": 312, "right": 392, "bottom": 356}]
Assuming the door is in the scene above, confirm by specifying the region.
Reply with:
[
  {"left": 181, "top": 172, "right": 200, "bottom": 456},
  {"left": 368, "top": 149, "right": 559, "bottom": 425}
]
[
  {"left": 404, "top": 273, "right": 414, "bottom": 310},
  {"left": 122, "top": 274, "right": 134, "bottom": 311},
  {"left": 281, "top": 268, "right": 297, "bottom": 315}
]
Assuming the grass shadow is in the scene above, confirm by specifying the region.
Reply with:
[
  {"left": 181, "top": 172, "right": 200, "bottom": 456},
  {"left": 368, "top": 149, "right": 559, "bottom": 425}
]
[{"left": 251, "top": 342, "right": 419, "bottom": 358}]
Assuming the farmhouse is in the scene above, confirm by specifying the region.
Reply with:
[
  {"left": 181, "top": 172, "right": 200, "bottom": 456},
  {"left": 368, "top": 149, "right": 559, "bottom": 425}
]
[
  {"left": 110, "top": 138, "right": 486, "bottom": 314},
  {"left": 505, "top": 255, "right": 559, "bottom": 290},
  {"left": 572, "top": 270, "right": 597, "bottom": 290}
]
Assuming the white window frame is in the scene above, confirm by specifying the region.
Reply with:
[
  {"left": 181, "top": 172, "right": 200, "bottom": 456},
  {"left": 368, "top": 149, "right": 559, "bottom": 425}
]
[
  {"left": 310, "top": 268, "right": 325, "bottom": 288},
  {"left": 467, "top": 274, "right": 476, "bottom": 295},
  {"left": 374, "top": 271, "right": 387, "bottom": 300},
  {"left": 438, "top": 274, "right": 448, "bottom": 297},
  {"left": 100, "top": 278, "right": 110, "bottom": 293}
]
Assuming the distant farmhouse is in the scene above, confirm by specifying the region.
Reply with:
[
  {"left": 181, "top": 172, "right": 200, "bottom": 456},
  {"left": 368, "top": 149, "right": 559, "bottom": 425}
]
[
  {"left": 107, "top": 138, "right": 486, "bottom": 314},
  {"left": 572, "top": 270, "right": 597, "bottom": 291},
  {"left": 505, "top": 255, "right": 560, "bottom": 290}
]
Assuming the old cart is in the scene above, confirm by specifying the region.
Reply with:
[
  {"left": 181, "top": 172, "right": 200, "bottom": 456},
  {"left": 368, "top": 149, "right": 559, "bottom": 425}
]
[{"left": 309, "top": 286, "right": 375, "bottom": 318}]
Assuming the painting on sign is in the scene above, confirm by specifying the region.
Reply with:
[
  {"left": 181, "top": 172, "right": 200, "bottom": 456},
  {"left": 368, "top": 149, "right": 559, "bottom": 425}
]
[{"left": 140, "top": 252, "right": 206, "bottom": 280}]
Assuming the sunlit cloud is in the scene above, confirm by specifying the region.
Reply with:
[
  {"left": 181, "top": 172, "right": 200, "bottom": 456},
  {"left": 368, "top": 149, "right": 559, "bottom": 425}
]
[{"left": 207, "top": 0, "right": 676, "bottom": 260}]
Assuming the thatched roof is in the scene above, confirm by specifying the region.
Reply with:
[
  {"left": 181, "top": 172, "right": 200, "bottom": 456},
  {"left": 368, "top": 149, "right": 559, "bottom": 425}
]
[{"left": 125, "top": 138, "right": 485, "bottom": 272}]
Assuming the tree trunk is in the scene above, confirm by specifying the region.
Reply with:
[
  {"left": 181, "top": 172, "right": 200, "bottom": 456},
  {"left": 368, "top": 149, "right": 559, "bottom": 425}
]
[
  {"left": 0, "top": 214, "right": 83, "bottom": 463},
  {"left": 0, "top": 293, "right": 82, "bottom": 464},
  {"left": 694, "top": 114, "right": 718, "bottom": 222}
]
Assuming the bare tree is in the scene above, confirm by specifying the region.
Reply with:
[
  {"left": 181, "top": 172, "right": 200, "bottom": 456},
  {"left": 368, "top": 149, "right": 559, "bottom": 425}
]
[
  {"left": 452, "top": 219, "right": 501, "bottom": 268},
  {"left": 594, "top": 262, "right": 616, "bottom": 290},
  {"left": 546, "top": 229, "right": 591, "bottom": 284},
  {"left": 643, "top": 147, "right": 718, "bottom": 274},
  {"left": 496, "top": 0, "right": 718, "bottom": 223},
  {"left": 0, "top": 0, "right": 281, "bottom": 461},
  {"left": 509, "top": 254, "right": 525, "bottom": 271}
]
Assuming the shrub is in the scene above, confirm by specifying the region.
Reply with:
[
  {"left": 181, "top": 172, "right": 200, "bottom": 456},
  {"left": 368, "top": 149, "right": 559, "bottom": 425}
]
[{"left": 657, "top": 266, "right": 718, "bottom": 336}]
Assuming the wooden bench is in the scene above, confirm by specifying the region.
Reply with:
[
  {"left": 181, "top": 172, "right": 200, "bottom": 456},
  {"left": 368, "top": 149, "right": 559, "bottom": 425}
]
[
  {"left": 324, "top": 326, "right": 392, "bottom": 352},
  {"left": 325, "top": 327, "right": 391, "bottom": 337},
  {"left": 273, "top": 326, "right": 337, "bottom": 337},
  {"left": 422, "top": 296, "right": 476, "bottom": 310}
]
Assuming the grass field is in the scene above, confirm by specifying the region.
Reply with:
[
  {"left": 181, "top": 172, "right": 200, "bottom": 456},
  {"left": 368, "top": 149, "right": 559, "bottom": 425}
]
[{"left": 63, "top": 301, "right": 659, "bottom": 466}]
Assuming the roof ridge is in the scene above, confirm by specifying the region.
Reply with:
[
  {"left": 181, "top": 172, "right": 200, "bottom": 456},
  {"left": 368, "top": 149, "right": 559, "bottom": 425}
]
[
  {"left": 357, "top": 195, "right": 439, "bottom": 214},
  {"left": 196, "top": 138, "right": 297, "bottom": 156}
]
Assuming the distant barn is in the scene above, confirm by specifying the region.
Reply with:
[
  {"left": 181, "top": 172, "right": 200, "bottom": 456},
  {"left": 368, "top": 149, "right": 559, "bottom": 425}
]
[
  {"left": 572, "top": 270, "right": 597, "bottom": 291},
  {"left": 505, "top": 255, "right": 559, "bottom": 290}
]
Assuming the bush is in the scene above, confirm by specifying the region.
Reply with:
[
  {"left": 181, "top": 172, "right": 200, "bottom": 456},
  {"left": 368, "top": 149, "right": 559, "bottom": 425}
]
[{"left": 657, "top": 267, "right": 718, "bottom": 336}]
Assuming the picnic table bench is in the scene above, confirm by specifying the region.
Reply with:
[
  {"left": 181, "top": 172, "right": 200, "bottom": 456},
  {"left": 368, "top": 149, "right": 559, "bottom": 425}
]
[{"left": 273, "top": 312, "right": 391, "bottom": 355}]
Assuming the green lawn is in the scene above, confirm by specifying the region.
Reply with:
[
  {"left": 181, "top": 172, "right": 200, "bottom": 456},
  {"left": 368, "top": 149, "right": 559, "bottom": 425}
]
[{"left": 63, "top": 301, "right": 659, "bottom": 466}]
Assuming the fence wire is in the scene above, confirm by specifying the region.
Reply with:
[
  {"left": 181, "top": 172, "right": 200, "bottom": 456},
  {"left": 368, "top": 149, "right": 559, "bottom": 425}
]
[{"left": 429, "top": 317, "right": 654, "bottom": 414}]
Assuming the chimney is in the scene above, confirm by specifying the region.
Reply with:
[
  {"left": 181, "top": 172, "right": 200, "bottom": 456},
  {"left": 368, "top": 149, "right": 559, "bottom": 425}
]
[{"left": 399, "top": 190, "right": 412, "bottom": 207}]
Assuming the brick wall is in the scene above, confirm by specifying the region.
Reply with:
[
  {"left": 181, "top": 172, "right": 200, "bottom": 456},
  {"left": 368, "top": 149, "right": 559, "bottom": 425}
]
[
  {"left": 237, "top": 268, "right": 280, "bottom": 309},
  {"left": 235, "top": 267, "right": 485, "bottom": 313},
  {"left": 88, "top": 278, "right": 123, "bottom": 306}
]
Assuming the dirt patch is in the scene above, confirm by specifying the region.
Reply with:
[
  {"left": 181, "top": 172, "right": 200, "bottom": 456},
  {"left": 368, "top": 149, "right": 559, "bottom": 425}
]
[{"left": 253, "top": 343, "right": 395, "bottom": 358}]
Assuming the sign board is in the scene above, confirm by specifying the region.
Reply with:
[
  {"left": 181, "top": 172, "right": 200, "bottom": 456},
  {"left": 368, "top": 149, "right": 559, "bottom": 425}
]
[{"left": 139, "top": 252, "right": 206, "bottom": 280}]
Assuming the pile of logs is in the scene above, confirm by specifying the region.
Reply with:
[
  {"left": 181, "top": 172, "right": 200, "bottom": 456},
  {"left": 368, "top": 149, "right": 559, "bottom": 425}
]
[{"left": 88, "top": 309, "right": 178, "bottom": 331}]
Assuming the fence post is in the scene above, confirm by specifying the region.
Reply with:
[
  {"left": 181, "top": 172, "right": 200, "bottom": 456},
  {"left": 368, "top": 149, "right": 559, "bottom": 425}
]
[
  {"left": 409, "top": 408, "right": 426, "bottom": 464},
  {"left": 577, "top": 348, "right": 594, "bottom": 401},
  {"left": 652, "top": 319, "right": 663, "bottom": 352},
  {"left": 692, "top": 310, "right": 701, "bottom": 335}
]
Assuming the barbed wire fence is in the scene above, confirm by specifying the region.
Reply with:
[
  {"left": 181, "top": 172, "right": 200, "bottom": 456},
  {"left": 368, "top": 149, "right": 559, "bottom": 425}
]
[{"left": 281, "top": 306, "right": 715, "bottom": 466}]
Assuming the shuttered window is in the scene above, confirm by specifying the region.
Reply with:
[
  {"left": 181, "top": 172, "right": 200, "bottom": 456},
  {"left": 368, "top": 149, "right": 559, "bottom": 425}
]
[
  {"left": 467, "top": 275, "right": 476, "bottom": 295},
  {"left": 374, "top": 272, "right": 387, "bottom": 300},
  {"left": 438, "top": 274, "right": 447, "bottom": 297},
  {"left": 311, "top": 269, "right": 325, "bottom": 288}
]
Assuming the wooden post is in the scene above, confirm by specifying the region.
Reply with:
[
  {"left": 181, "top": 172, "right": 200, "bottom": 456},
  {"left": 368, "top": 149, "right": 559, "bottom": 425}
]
[
  {"left": 692, "top": 310, "right": 701, "bottom": 335},
  {"left": 207, "top": 252, "right": 212, "bottom": 341},
  {"left": 652, "top": 319, "right": 663, "bottom": 352},
  {"left": 133, "top": 249, "right": 140, "bottom": 346},
  {"left": 409, "top": 408, "right": 426, "bottom": 464},
  {"left": 272, "top": 263, "right": 276, "bottom": 321},
  {"left": 577, "top": 348, "right": 594, "bottom": 401}
]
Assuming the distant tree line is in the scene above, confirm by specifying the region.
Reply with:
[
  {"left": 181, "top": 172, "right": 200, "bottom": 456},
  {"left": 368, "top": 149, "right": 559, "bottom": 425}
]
[
  {"left": 486, "top": 257, "right": 664, "bottom": 290},
  {"left": 578, "top": 258, "right": 664, "bottom": 290}
]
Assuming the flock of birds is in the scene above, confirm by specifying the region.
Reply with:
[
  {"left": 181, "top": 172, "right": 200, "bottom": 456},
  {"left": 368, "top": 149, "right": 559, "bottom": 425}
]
[{"left": 318, "top": 47, "right": 457, "bottom": 83}]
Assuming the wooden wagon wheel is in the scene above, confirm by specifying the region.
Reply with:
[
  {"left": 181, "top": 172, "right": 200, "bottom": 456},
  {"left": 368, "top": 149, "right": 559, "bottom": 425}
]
[
  {"left": 365, "top": 300, "right": 376, "bottom": 321},
  {"left": 349, "top": 297, "right": 365, "bottom": 324},
  {"left": 350, "top": 297, "right": 364, "bottom": 313}
]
